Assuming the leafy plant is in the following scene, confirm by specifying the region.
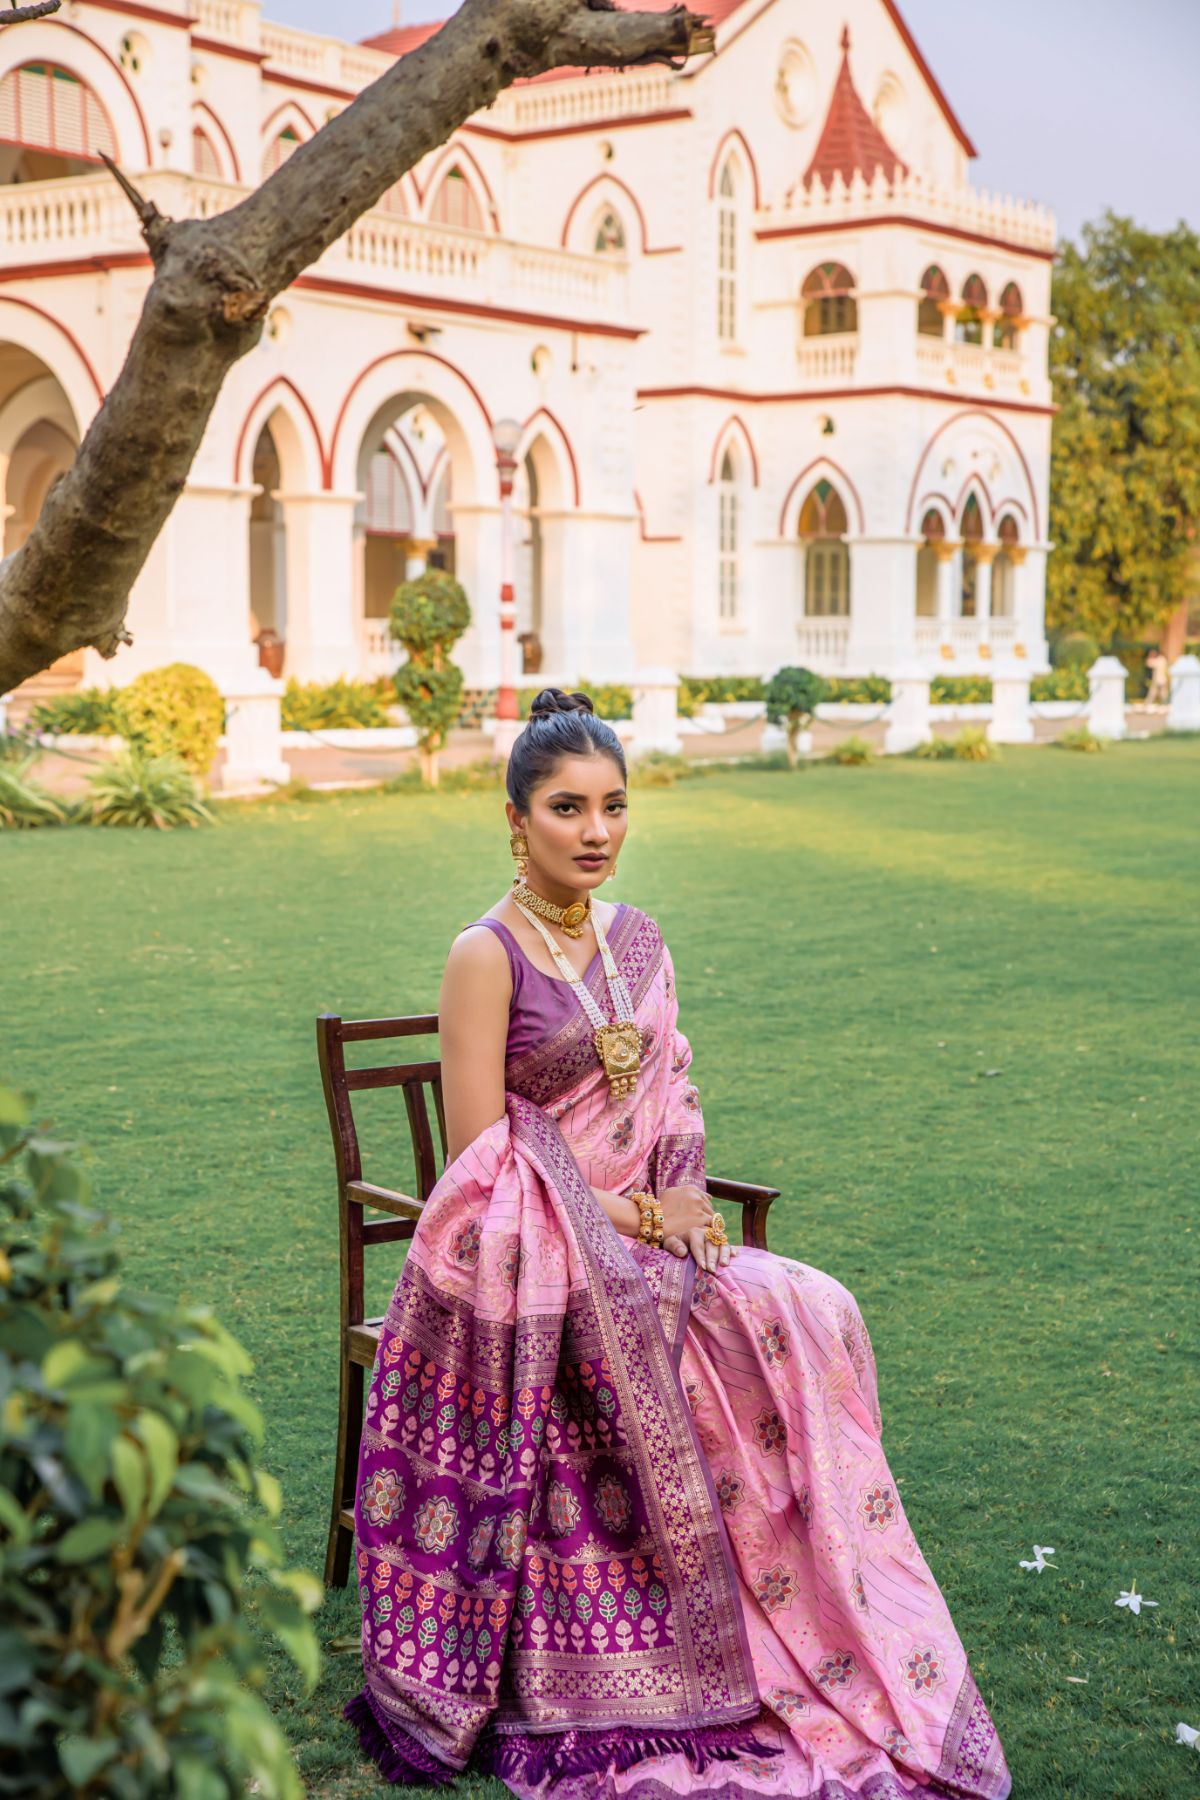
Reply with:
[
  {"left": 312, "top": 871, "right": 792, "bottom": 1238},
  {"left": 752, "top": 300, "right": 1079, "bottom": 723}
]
[
  {"left": 115, "top": 665, "right": 225, "bottom": 777},
  {"left": 0, "top": 1083, "right": 320, "bottom": 1799},
  {"left": 1, "top": 726, "right": 44, "bottom": 767},
  {"left": 1031, "top": 666, "right": 1090, "bottom": 701},
  {"left": 824, "top": 734, "right": 876, "bottom": 766},
  {"left": 912, "top": 735, "right": 956, "bottom": 760},
  {"left": 389, "top": 569, "right": 471, "bottom": 787},
  {"left": 765, "top": 666, "right": 827, "bottom": 767},
  {"left": 1055, "top": 724, "right": 1105, "bottom": 753},
  {"left": 931, "top": 675, "right": 993, "bottom": 704},
  {"left": 629, "top": 750, "right": 700, "bottom": 787},
  {"left": 821, "top": 675, "right": 892, "bottom": 705},
  {"left": 676, "top": 675, "right": 765, "bottom": 717},
  {"left": 77, "top": 750, "right": 216, "bottom": 830},
  {"left": 950, "top": 726, "right": 996, "bottom": 761},
  {"left": 29, "top": 689, "right": 123, "bottom": 737},
  {"left": 281, "top": 677, "right": 393, "bottom": 731},
  {"left": 0, "top": 759, "right": 68, "bottom": 828}
]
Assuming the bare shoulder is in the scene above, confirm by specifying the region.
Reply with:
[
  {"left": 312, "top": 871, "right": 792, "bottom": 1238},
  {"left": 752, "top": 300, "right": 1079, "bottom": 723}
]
[{"left": 442, "top": 922, "right": 512, "bottom": 994}]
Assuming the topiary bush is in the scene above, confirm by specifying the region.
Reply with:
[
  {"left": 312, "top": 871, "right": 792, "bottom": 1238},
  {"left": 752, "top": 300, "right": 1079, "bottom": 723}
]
[
  {"left": 0, "top": 1083, "right": 320, "bottom": 1799},
  {"left": 389, "top": 569, "right": 471, "bottom": 787},
  {"left": 30, "top": 690, "right": 123, "bottom": 737},
  {"left": 765, "top": 666, "right": 827, "bottom": 767},
  {"left": 76, "top": 749, "right": 216, "bottom": 830},
  {"left": 114, "top": 665, "right": 224, "bottom": 777},
  {"left": 281, "top": 677, "right": 393, "bottom": 731}
]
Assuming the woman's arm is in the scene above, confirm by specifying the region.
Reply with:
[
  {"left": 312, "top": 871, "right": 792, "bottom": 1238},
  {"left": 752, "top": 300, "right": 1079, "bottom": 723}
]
[{"left": 439, "top": 928, "right": 511, "bottom": 1166}]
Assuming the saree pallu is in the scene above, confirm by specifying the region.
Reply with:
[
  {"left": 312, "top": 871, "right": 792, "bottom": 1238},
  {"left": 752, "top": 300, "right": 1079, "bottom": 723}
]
[{"left": 346, "top": 907, "right": 1011, "bottom": 1800}]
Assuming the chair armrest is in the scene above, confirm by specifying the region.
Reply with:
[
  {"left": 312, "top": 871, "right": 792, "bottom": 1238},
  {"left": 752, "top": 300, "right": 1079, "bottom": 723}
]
[
  {"left": 345, "top": 1180, "right": 425, "bottom": 1223},
  {"left": 706, "top": 1174, "right": 780, "bottom": 1253}
]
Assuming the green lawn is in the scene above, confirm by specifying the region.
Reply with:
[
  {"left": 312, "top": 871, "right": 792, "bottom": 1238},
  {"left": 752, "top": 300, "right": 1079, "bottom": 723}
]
[{"left": 3, "top": 740, "right": 1198, "bottom": 1800}]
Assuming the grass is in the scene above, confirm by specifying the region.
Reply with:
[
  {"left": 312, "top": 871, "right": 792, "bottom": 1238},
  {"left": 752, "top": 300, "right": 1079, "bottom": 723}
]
[{"left": 2, "top": 739, "right": 1198, "bottom": 1800}]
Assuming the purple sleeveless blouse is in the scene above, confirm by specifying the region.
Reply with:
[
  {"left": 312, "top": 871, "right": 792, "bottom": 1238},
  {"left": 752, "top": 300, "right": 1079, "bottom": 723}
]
[{"left": 462, "top": 905, "right": 628, "bottom": 1064}]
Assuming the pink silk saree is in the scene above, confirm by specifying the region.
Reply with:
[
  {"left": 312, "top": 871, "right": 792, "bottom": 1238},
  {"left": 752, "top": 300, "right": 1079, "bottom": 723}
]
[{"left": 345, "top": 904, "right": 1011, "bottom": 1800}]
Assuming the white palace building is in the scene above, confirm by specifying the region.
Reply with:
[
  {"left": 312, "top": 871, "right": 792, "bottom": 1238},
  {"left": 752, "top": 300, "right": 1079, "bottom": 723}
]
[{"left": 0, "top": 0, "right": 1056, "bottom": 712}]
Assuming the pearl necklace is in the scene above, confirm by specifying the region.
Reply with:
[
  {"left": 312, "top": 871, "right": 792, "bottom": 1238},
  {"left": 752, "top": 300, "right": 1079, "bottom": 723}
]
[{"left": 511, "top": 900, "right": 641, "bottom": 1099}]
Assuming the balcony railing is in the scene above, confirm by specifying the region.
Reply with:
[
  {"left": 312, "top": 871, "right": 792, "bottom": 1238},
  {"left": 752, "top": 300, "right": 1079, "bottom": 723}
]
[
  {"left": 764, "top": 166, "right": 1055, "bottom": 254},
  {"left": 914, "top": 618, "right": 1021, "bottom": 658},
  {"left": 795, "top": 617, "right": 850, "bottom": 669},
  {"left": 0, "top": 170, "right": 628, "bottom": 327},
  {"left": 797, "top": 332, "right": 857, "bottom": 381}
]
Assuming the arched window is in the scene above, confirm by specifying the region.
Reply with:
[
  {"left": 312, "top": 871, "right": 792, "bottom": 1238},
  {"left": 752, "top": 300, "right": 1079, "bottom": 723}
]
[
  {"left": 265, "top": 126, "right": 301, "bottom": 177},
  {"left": 192, "top": 126, "right": 221, "bottom": 178},
  {"left": 717, "top": 447, "right": 739, "bottom": 622},
  {"left": 918, "top": 264, "right": 949, "bottom": 337},
  {"left": 717, "top": 162, "right": 737, "bottom": 342},
  {"left": 430, "top": 166, "right": 484, "bottom": 231},
  {"left": 916, "top": 506, "right": 944, "bottom": 616},
  {"left": 994, "top": 281, "right": 1023, "bottom": 350},
  {"left": 0, "top": 62, "right": 116, "bottom": 182},
  {"left": 993, "top": 513, "right": 1020, "bottom": 616},
  {"left": 959, "top": 491, "right": 983, "bottom": 614},
  {"left": 799, "top": 480, "right": 850, "bottom": 617},
  {"left": 802, "top": 263, "right": 857, "bottom": 337},
  {"left": 593, "top": 207, "right": 626, "bottom": 254},
  {"left": 956, "top": 273, "right": 988, "bottom": 345}
]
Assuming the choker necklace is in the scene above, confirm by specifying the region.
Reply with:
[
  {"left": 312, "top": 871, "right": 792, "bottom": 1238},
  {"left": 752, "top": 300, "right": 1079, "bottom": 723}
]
[{"left": 511, "top": 880, "right": 591, "bottom": 940}]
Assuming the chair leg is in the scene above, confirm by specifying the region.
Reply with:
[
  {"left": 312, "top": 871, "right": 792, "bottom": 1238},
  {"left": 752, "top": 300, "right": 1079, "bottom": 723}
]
[{"left": 325, "top": 1352, "right": 364, "bottom": 1588}]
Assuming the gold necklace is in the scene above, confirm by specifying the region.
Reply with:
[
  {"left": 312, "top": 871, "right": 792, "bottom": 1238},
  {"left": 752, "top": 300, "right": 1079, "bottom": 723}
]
[{"left": 511, "top": 879, "right": 591, "bottom": 940}]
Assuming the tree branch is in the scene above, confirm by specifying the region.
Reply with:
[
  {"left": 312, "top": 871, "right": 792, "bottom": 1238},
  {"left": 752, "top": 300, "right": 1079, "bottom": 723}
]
[
  {"left": 0, "top": 0, "right": 711, "bottom": 694},
  {"left": 0, "top": 1, "right": 63, "bottom": 22}
]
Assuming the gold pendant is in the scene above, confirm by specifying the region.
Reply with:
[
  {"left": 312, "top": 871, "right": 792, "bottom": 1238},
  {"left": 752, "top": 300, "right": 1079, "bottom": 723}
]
[
  {"left": 560, "top": 901, "right": 589, "bottom": 939},
  {"left": 594, "top": 1022, "right": 641, "bottom": 1100}
]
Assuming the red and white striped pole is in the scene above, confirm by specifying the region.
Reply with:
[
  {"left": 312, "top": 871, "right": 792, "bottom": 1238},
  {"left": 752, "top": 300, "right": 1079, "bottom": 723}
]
[{"left": 492, "top": 417, "right": 522, "bottom": 758}]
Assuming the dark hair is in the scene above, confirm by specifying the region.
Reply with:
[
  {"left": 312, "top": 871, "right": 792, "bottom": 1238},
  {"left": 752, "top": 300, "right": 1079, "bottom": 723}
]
[{"left": 505, "top": 688, "right": 628, "bottom": 813}]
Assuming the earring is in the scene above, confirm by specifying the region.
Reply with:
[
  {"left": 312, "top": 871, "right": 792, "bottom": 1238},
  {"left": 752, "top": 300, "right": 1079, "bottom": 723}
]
[
  {"left": 607, "top": 860, "right": 619, "bottom": 882},
  {"left": 509, "top": 830, "right": 529, "bottom": 885}
]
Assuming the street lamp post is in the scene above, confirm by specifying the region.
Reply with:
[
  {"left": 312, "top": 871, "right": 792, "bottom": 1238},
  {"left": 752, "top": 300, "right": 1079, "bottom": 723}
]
[{"left": 492, "top": 416, "right": 522, "bottom": 759}]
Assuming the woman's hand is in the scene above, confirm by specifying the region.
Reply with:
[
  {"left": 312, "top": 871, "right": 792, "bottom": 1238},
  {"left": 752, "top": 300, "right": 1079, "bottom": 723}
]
[{"left": 658, "top": 1183, "right": 733, "bottom": 1273}]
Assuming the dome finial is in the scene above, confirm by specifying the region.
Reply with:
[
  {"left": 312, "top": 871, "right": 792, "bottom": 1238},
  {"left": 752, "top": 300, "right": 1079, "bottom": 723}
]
[{"left": 840, "top": 24, "right": 851, "bottom": 52}]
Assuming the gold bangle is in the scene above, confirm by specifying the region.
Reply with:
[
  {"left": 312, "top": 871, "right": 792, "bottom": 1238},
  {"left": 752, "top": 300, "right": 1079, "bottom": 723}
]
[{"left": 629, "top": 1189, "right": 664, "bottom": 1248}]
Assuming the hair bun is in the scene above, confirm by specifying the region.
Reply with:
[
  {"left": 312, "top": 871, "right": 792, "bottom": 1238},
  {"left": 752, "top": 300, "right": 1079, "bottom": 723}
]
[{"left": 528, "top": 687, "right": 595, "bottom": 721}]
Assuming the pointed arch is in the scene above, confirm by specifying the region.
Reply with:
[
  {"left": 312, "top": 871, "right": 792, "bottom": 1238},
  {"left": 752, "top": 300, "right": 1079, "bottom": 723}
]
[
  {"left": 905, "top": 409, "right": 1041, "bottom": 538},
  {"left": 707, "top": 414, "right": 759, "bottom": 487},
  {"left": 418, "top": 140, "right": 499, "bottom": 231},
  {"left": 192, "top": 100, "right": 239, "bottom": 181},
  {"left": 261, "top": 98, "right": 317, "bottom": 141},
  {"left": 561, "top": 173, "right": 653, "bottom": 253},
  {"left": 954, "top": 474, "right": 993, "bottom": 534},
  {"left": 706, "top": 128, "right": 761, "bottom": 208},
  {"left": 329, "top": 348, "right": 495, "bottom": 498},
  {"left": 233, "top": 376, "right": 326, "bottom": 490},
  {"left": 778, "top": 456, "right": 864, "bottom": 537},
  {"left": 0, "top": 21, "right": 152, "bottom": 162},
  {"left": 518, "top": 405, "right": 579, "bottom": 508}
]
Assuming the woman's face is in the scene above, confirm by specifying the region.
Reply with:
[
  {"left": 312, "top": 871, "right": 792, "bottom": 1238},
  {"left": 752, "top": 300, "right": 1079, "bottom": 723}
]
[{"left": 508, "top": 753, "right": 628, "bottom": 893}]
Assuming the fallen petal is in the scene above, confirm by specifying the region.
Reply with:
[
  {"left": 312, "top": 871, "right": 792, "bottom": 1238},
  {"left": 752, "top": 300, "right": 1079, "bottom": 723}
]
[{"left": 1176, "top": 1722, "right": 1199, "bottom": 1748}]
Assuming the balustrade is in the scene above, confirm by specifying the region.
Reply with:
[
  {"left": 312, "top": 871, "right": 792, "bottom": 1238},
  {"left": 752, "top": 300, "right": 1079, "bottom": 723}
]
[{"left": 794, "top": 618, "right": 850, "bottom": 667}]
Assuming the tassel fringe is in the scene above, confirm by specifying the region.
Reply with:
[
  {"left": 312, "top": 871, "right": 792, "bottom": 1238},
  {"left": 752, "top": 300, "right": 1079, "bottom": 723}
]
[
  {"left": 343, "top": 1689, "right": 458, "bottom": 1788},
  {"left": 477, "top": 1719, "right": 781, "bottom": 1784}
]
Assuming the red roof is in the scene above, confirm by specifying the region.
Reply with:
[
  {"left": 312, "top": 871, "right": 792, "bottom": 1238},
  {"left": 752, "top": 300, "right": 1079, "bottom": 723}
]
[{"left": 803, "top": 27, "right": 906, "bottom": 190}]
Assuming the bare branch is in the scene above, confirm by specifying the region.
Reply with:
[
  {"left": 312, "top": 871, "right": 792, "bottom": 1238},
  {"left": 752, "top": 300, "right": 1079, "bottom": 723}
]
[
  {"left": 0, "top": 1, "right": 63, "bottom": 22},
  {"left": 0, "top": 0, "right": 711, "bottom": 692}
]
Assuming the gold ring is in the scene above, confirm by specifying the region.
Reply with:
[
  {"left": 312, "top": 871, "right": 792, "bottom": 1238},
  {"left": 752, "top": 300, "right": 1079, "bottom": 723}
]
[{"left": 703, "top": 1212, "right": 729, "bottom": 1248}]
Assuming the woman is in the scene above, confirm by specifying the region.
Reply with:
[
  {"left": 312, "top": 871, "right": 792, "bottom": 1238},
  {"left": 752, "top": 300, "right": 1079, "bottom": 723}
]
[{"left": 346, "top": 690, "right": 1010, "bottom": 1799}]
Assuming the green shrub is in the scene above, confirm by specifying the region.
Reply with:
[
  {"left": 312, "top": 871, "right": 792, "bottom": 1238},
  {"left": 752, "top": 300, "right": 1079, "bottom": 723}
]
[
  {"left": 930, "top": 675, "right": 993, "bottom": 704},
  {"left": 821, "top": 675, "right": 892, "bottom": 704},
  {"left": 0, "top": 1084, "right": 319, "bottom": 1799},
  {"left": 29, "top": 689, "right": 122, "bottom": 736},
  {"left": 1031, "top": 666, "right": 1090, "bottom": 701},
  {"left": 1051, "top": 630, "right": 1100, "bottom": 668},
  {"left": 765, "top": 666, "right": 827, "bottom": 767},
  {"left": 677, "top": 675, "right": 765, "bottom": 717},
  {"left": 629, "top": 749, "right": 700, "bottom": 787},
  {"left": 0, "top": 760, "right": 69, "bottom": 828},
  {"left": 115, "top": 664, "right": 224, "bottom": 776},
  {"left": 912, "top": 734, "right": 956, "bottom": 760},
  {"left": 390, "top": 569, "right": 471, "bottom": 786},
  {"left": 950, "top": 725, "right": 996, "bottom": 761},
  {"left": 281, "top": 676, "right": 392, "bottom": 730},
  {"left": 1055, "top": 724, "right": 1105, "bottom": 753},
  {"left": 77, "top": 750, "right": 216, "bottom": 829},
  {"left": 1, "top": 726, "right": 42, "bottom": 767},
  {"left": 824, "top": 734, "right": 876, "bottom": 766}
]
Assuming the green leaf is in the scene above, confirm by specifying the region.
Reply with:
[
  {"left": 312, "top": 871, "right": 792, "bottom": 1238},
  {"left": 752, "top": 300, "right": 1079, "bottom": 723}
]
[
  {"left": 59, "top": 1735, "right": 119, "bottom": 1785},
  {"left": 64, "top": 1403, "right": 119, "bottom": 1501},
  {"left": 41, "top": 1340, "right": 92, "bottom": 1388},
  {"left": 259, "top": 1592, "right": 320, "bottom": 1692},
  {"left": 0, "top": 1485, "right": 32, "bottom": 1547},
  {"left": 0, "top": 1087, "right": 31, "bottom": 1128},
  {"left": 269, "top": 1566, "right": 323, "bottom": 1614},
  {"left": 111, "top": 1435, "right": 147, "bottom": 1524},
  {"left": 174, "top": 1754, "right": 227, "bottom": 1800},
  {"left": 133, "top": 1410, "right": 178, "bottom": 1516},
  {"left": 56, "top": 1517, "right": 123, "bottom": 1563},
  {"left": 253, "top": 1469, "right": 282, "bottom": 1519}
]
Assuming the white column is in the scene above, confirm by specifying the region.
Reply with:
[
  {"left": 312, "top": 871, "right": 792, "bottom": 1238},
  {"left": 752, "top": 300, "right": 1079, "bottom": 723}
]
[
  {"left": 1087, "top": 655, "right": 1127, "bottom": 739},
  {"left": 935, "top": 542, "right": 958, "bottom": 639},
  {"left": 988, "top": 661, "right": 1033, "bottom": 743},
  {"left": 884, "top": 663, "right": 931, "bottom": 754},
  {"left": 218, "top": 668, "right": 290, "bottom": 792},
  {"left": 974, "top": 543, "right": 996, "bottom": 652},
  {"left": 553, "top": 511, "right": 638, "bottom": 683},
  {"left": 405, "top": 537, "right": 437, "bottom": 580},
  {"left": 1167, "top": 653, "right": 1200, "bottom": 731},
  {"left": 276, "top": 492, "right": 360, "bottom": 684},
  {"left": 630, "top": 667, "right": 681, "bottom": 756},
  {"left": 844, "top": 538, "right": 914, "bottom": 673},
  {"left": 162, "top": 483, "right": 261, "bottom": 691}
]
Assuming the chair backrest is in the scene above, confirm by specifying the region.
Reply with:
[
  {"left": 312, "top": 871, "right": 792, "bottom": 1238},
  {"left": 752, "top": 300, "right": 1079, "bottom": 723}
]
[{"left": 316, "top": 1011, "right": 447, "bottom": 1326}]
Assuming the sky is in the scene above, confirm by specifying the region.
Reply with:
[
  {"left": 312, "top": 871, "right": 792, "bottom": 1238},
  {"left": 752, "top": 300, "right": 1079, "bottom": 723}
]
[{"left": 262, "top": 0, "right": 1200, "bottom": 242}]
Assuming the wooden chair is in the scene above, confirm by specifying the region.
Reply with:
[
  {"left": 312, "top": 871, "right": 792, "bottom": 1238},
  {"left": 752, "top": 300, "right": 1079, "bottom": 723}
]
[{"left": 316, "top": 1010, "right": 781, "bottom": 1589}]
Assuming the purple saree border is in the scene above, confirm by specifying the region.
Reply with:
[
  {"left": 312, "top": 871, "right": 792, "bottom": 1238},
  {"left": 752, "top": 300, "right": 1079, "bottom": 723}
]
[{"left": 507, "top": 1092, "right": 762, "bottom": 1732}]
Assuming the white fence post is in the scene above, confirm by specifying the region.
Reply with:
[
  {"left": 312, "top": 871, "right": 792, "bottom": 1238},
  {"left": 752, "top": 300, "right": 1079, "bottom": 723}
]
[
  {"left": 218, "top": 670, "right": 290, "bottom": 792},
  {"left": 988, "top": 661, "right": 1034, "bottom": 744},
  {"left": 1087, "top": 655, "right": 1127, "bottom": 740},
  {"left": 0, "top": 693, "right": 8, "bottom": 734},
  {"left": 884, "top": 665, "right": 931, "bottom": 754},
  {"left": 630, "top": 667, "right": 682, "bottom": 756},
  {"left": 1167, "top": 653, "right": 1200, "bottom": 732}
]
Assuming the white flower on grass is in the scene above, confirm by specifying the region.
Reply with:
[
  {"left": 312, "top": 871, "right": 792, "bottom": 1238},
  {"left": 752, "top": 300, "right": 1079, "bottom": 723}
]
[
  {"left": 1114, "top": 1583, "right": 1158, "bottom": 1616},
  {"left": 1174, "top": 1722, "right": 1198, "bottom": 1749},
  {"left": 1018, "top": 1545, "right": 1056, "bottom": 1572}
]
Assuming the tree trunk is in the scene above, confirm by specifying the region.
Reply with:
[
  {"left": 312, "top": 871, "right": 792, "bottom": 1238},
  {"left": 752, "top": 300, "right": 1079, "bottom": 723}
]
[{"left": 0, "top": 0, "right": 710, "bottom": 695}]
